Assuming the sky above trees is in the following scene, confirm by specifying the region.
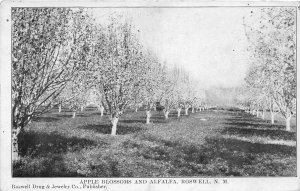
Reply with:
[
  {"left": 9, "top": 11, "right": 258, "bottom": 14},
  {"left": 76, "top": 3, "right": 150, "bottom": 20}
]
[{"left": 91, "top": 7, "right": 258, "bottom": 88}]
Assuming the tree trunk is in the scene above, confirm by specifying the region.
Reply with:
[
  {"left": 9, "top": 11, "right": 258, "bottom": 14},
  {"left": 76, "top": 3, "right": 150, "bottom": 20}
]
[
  {"left": 12, "top": 127, "right": 25, "bottom": 161},
  {"left": 262, "top": 110, "right": 265, "bottom": 120},
  {"left": 58, "top": 104, "right": 62, "bottom": 113},
  {"left": 100, "top": 106, "right": 104, "bottom": 116},
  {"left": 252, "top": 110, "right": 256, "bottom": 115},
  {"left": 191, "top": 107, "right": 194, "bottom": 113},
  {"left": 72, "top": 111, "right": 76, "bottom": 118},
  {"left": 80, "top": 106, "right": 84, "bottom": 112},
  {"left": 270, "top": 111, "right": 275, "bottom": 124},
  {"left": 286, "top": 115, "right": 292, "bottom": 131},
  {"left": 177, "top": 108, "right": 181, "bottom": 118},
  {"left": 146, "top": 110, "right": 151, "bottom": 124},
  {"left": 164, "top": 111, "right": 169, "bottom": 119},
  {"left": 135, "top": 107, "right": 138, "bottom": 112},
  {"left": 185, "top": 108, "right": 189, "bottom": 115},
  {"left": 111, "top": 117, "right": 119, "bottom": 136},
  {"left": 12, "top": 128, "right": 20, "bottom": 161},
  {"left": 256, "top": 110, "right": 259, "bottom": 117}
]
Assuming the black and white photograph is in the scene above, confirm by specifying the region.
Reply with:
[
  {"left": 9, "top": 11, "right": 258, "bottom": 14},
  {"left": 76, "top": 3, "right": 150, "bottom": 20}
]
[{"left": 0, "top": 1, "right": 299, "bottom": 191}]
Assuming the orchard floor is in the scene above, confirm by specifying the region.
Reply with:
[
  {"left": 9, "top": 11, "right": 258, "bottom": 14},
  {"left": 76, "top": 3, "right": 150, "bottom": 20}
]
[{"left": 13, "top": 107, "right": 297, "bottom": 177}]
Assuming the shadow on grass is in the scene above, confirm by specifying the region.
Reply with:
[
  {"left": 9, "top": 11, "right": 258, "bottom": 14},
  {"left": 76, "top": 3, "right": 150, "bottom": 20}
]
[
  {"left": 14, "top": 131, "right": 96, "bottom": 177},
  {"left": 51, "top": 112, "right": 105, "bottom": 118},
  {"left": 121, "top": 119, "right": 145, "bottom": 124},
  {"left": 224, "top": 121, "right": 268, "bottom": 128},
  {"left": 32, "top": 116, "right": 61, "bottom": 122},
  {"left": 19, "top": 131, "right": 95, "bottom": 157},
  {"left": 227, "top": 112, "right": 285, "bottom": 126},
  {"left": 221, "top": 127, "right": 296, "bottom": 141},
  {"left": 83, "top": 112, "right": 105, "bottom": 117},
  {"left": 224, "top": 113, "right": 296, "bottom": 141},
  {"left": 227, "top": 118, "right": 281, "bottom": 126},
  {"left": 52, "top": 113, "right": 74, "bottom": 118},
  {"left": 74, "top": 112, "right": 105, "bottom": 118},
  {"left": 78, "top": 124, "right": 144, "bottom": 135},
  {"left": 85, "top": 107, "right": 98, "bottom": 111},
  {"left": 120, "top": 115, "right": 168, "bottom": 124}
]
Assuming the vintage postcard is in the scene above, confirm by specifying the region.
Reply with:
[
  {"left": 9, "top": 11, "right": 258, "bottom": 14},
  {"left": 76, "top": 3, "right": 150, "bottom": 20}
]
[{"left": 0, "top": 0, "right": 299, "bottom": 191}]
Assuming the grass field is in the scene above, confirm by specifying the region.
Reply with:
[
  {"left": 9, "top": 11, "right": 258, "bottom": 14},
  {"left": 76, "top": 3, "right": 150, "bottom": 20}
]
[{"left": 13, "top": 107, "right": 297, "bottom": 177}]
